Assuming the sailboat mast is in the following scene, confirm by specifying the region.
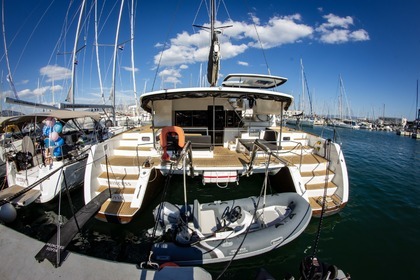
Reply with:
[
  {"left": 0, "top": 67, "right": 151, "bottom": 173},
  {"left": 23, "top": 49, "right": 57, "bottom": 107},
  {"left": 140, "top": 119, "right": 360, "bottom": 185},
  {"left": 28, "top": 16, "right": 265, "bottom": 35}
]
[
  {"left": 66, "top": 0, "right": 86, "bottom": 106},
  {"left": 1, "top": 0, "right": 18, "bottom": 100},
  {"left": 416, "top": 79, "right": 419, "bottom": 120},
  {"left": 130, "top": 0, "right": 138, "bottom": 117},
  {"left": 109, "top": 0, "right": 125, "bottom": 125},
  {"left": 207, "top": 0, "right": 220, "bottom": 86},
  {"left": 339, "top": 75, "right": 343, "bottom": 121},
  {"left": 95, "top": 0, "right": 105, "bottom": 105},
  {"left": 300, "top": 59, "right": 304, "bottom": 113}
]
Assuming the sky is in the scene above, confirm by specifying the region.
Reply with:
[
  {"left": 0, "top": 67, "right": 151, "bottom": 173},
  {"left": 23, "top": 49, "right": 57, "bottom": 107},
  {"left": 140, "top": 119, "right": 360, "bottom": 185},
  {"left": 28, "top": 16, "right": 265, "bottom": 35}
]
[{"left": 0, "top": 0, "right": 419, "bottom": 119}]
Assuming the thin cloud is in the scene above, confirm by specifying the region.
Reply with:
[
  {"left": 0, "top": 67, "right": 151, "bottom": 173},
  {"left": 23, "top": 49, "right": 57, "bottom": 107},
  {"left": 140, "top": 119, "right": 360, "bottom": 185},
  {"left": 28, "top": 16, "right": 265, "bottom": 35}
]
[
  {"left": 17, "top": 89, "right": 32, "bottom": 97},
  {"left": 316, "top": 13, "right": 370, "bottom": 44},
  {"left": 122, "top": 66, "right": 139, "bottom": 72},
  {"left": 33, "top": 86, "right": 50, "bottom": 96},
  {"left": 159, "top": 67, "right": 183, "bottom": 86},
  {"left": 238, "top": 61, "right": 248, "bottom": 66},
  {"left": 40, "top": 65, "right": 71, "bottom": 83}
]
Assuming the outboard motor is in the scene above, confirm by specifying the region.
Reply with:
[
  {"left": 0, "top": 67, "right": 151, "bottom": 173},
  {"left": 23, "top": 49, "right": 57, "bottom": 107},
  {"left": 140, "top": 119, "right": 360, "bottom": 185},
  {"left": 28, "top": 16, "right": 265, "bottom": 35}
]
[{"left": 153, "top": 202, "right": 181, "bottom": 228}]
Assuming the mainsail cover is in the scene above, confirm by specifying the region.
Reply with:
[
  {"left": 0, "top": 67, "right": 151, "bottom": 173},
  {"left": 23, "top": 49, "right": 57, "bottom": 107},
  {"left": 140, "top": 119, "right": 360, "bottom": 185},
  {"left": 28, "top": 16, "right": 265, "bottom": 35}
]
[{"left": 207, "top": 31, "right": 220, "bottom": 86}]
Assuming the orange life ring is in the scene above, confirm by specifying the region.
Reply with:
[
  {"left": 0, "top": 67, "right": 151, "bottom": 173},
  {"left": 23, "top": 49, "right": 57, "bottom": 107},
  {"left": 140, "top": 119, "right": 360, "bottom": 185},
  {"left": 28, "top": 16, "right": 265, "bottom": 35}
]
[{"left": 160, "top": 126, "right": 185, "bottom": 161}]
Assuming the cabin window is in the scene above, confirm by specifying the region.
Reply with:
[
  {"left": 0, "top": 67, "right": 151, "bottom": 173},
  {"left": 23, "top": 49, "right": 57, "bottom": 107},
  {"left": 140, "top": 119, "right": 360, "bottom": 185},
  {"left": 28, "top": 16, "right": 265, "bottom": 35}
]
[
  {"left": 225, "top": 110, "right": 242, "bottom": 127},
  {"left": 175, "top": 110, "right": 242, "bottom": 128},
  {"left": 175, "top": 110, "right": 208, "bottom": 127}
]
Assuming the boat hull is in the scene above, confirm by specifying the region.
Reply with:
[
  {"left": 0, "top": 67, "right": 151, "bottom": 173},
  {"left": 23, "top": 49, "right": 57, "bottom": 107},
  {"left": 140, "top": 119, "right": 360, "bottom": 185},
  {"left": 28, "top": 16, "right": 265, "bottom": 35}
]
[{"left": 5, "top": 156, "right": 88, "bottom": 206}]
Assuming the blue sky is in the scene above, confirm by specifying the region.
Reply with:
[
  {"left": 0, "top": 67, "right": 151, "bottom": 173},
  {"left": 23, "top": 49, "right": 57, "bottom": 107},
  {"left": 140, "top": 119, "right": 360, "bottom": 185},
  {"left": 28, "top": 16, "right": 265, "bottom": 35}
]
[{"left": 1, "top": 0, "right": 419, "bottom": 119}]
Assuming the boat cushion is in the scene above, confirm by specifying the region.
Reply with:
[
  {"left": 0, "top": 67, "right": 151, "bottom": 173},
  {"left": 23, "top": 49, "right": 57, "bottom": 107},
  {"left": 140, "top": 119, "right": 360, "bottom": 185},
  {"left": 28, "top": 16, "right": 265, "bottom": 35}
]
[
  {"left": 199, "top": 209, "right": 217, "bottom": 235},
  {"left": 185, "top": 135, "right": 212, "bottom": 149}
]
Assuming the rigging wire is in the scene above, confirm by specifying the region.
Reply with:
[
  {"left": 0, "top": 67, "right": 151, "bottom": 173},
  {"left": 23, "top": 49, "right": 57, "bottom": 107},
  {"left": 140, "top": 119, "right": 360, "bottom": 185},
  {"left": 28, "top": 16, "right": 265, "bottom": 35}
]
[
  {"left": 151, "top": 1, "right": 182, "bottom": 91},
  {"left": 216, "top": 153, "right": 271, "bottom": 279},
  {"left": 242, "top": 0, "right": 272, "bottom": 75}
]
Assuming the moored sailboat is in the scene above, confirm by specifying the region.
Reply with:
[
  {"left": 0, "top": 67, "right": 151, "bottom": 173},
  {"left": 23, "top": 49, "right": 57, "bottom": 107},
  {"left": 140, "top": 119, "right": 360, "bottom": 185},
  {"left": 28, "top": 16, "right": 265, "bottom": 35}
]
[{"left": 0, "top": 110, "right": 104, "bottom": 207}]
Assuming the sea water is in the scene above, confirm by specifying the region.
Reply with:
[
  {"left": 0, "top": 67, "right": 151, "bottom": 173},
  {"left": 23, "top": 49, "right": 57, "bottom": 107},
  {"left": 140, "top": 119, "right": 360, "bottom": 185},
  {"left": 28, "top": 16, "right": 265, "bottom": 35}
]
[{"left": 5, "top": 127, "right": 420, "bottom": 279}]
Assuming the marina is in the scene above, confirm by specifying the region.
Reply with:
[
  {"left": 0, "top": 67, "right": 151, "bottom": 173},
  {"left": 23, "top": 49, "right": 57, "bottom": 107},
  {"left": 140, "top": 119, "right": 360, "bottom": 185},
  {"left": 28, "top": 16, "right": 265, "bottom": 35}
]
[
  {"left": 1, "top": 0, "right": 419, "bottom": 279},
  {"left": 1, "top": 126, "right": 419, "bottom": 279}
]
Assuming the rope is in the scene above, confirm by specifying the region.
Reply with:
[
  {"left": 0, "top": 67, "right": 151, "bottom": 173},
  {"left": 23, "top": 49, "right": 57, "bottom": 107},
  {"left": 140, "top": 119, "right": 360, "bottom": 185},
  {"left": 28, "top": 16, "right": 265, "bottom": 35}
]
[
  {"left": 140, "top": 162, "right": 176, "bottom": 266},
  {"left": 151, "top": 162, "right": 175, "bottom": 238},
  {"left": 306, "top": 139, "right": 332, "bottom": 279},
  {"left": 139, "top": 251, "right": 159, "bottom": 270},
  {"left": 216, "top": 158, "right": 270, "bottom": 279},
  {"left": 55, "top": 168, "right": 63, "bottom": 267}
]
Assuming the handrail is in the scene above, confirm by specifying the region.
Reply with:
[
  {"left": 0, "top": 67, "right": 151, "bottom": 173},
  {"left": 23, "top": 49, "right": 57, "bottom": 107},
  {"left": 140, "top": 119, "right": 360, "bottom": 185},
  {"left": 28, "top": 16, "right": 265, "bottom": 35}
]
[
  {"left": 174, "top": 140, "right": 194, "bottom": 177},
  {"left": 245, "top": 139, "right": 288, "bottom": 175},
  {"left": 283, "top": 140, "right": 304, "bottom": 171}
]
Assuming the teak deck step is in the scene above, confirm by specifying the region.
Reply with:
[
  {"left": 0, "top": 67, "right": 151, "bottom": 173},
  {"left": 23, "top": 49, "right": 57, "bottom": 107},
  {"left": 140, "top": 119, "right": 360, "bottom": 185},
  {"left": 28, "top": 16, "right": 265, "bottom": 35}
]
[
  {"left": 116, "top": 146, "right": 151, "bottom": 151},
  {"left": 98, "top": 200, "right": 138, "bottom": 216},
  {"left": 97, "top": 186, "right": 136, "bottom": 194},
  {"left": 306, "top": 181, "right": 337, "bottom": 190},
  {"left": 104, "top": 155, "right": 155, "bottom": 166},
  {"left": 300, "top": 169, "right": 335, "bottom": 177},
  {"left": 98, "top": 172, "right": 139, "bottom": 181},
  {"left": 282, "top": 153, "right": 327, "bottom": 165},
  {"left": 308, "top": 194, "right": 342, "bottom": 210}
]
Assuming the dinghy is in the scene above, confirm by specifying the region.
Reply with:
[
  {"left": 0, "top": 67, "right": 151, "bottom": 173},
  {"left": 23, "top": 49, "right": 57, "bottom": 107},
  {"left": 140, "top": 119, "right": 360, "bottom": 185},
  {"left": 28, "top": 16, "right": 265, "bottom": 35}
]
[{"left": 147, "top": 192, "right": 312, "bottom": 265}]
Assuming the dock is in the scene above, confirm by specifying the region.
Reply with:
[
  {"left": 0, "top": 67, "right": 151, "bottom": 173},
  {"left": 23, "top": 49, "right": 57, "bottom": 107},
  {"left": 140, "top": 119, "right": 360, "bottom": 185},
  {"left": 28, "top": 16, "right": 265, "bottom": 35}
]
[{"left": 0, "top": 224, "right": 212, "bottom": 280}]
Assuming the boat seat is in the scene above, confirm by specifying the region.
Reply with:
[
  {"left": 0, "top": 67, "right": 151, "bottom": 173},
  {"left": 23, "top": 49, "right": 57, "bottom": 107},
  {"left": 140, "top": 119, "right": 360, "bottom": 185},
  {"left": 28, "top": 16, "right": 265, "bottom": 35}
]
[
  {"left": 200, "top": 209, "right": 217, "bottom": 234},
  {"left": 260, "top": 130, "right": 282, "bottom": 151},
  {"left": 238, "top": 139, "right": 255, "bottom": 152},
  {"left": 185, "top": 135, "right": 212, "bottom": 150},
  {"left": 193, "top": 199, "right": 217, "bottom": 235}
]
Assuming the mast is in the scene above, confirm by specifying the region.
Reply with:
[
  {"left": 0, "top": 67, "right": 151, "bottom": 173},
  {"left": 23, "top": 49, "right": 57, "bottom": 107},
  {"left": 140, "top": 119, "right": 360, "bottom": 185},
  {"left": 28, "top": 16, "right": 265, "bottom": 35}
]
[
  {"left": 95, "top": 0, "right": 105, "bottom": 105},
  {"left": 65, "top": 0, "right": 86, "bottom": 106},
  {"left": 416, "top": 79, "right": 419, "bottom": 120},
  {"left": 207, "top": 0, "right": 220, "bottom": 86},
  {"left": 109, "top": 0, "right": 125, "bottom": 125},
  {"left": 301, "top": 59, "right": 313, "bottom": 116},
  {"left": 1, "top": 0, "right": 18, "bottom": 100},
  {"left": 193, "top": 0, "right": 230, "bottom": 87},
  {"left": 339, "top": 75, "right": 343, "bottom": 121},
  {"left": 130, "top": 0, "right": 138, "bottom": 117},
  {"left": 300, "top": 59, "right": 304, "bottom": 113}
]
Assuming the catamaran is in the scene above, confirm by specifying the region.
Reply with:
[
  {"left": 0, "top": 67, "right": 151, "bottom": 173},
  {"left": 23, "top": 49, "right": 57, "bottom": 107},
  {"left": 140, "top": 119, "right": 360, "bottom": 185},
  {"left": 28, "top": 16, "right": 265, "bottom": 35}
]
[{"left": 84, "top": 0, "right": 349, "bottom": 228}]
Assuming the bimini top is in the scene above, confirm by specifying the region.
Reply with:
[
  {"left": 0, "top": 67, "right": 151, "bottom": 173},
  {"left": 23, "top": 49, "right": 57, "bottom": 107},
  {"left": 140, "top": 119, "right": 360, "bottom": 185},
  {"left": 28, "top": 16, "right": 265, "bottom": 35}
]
[
  {"left": 0, "top": 110, "right": 101, "bottom": 129},
  {"left": 140, "top": 74, "right": 293, "bottom": 114},
  {"left": 222, "top": 74, "right": 287, "bottom": 89}
]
